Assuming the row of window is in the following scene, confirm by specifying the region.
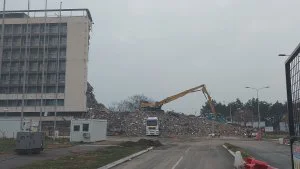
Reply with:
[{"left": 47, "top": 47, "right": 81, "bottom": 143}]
[
  {"left": 0, "top": 86, "right": 65, "bottom": 94},
  {"left": 1, "top": 73, "right": 65, "bottom": 85},
  {"left": 0, "top": 99, "right": 64, "bottom": 107},
  {"left": 0, "top": 23, "right": 67, "bottom": 34},
  {"left": 2, "top": 61, "right": 66, "bottom": 73},
  {"left": 3, "top": 49, "right": 67, "bottom": 61},
  {"left": 3, "top": 36, "right": 67, "bottom": 47}
]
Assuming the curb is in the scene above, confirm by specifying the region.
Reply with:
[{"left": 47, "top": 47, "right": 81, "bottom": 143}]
[
  {"left": 222, "top": 145, "right": 235, "bottom": 156},
  {"left": 97, "top": 147, "right": 153, "bottom": 169}
]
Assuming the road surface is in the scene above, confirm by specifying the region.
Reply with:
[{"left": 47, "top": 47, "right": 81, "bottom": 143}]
[
  {"left": 113, "top": 139, "right": 234, "bottom": 169},
  {"left": 230, "top": 140, "right": 291, "bottom": 169}
]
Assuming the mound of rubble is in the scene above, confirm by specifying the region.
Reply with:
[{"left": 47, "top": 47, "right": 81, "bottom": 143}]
[
  {"left": 86, "top": 83, "right": 242, "bottom": 137},
  {"left": 94, "top": 110, "right": 242, "bottom": 137}
]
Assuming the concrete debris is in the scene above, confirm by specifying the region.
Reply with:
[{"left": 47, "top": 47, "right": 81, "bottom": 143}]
[
  {"left": 86, "top": 83, "right": 243, "bottom": 137},
  {"left": 94, "top": 110, "right": 244, "bottom": 137}
]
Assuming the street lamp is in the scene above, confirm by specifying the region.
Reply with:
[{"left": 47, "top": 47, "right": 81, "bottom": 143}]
[{"left": 245, "top": 86, "right": 270, "bottom": 129}]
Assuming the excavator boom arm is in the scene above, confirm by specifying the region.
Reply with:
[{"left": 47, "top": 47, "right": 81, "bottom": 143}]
[{"left": 141, "top": 84, "right": 216, "bottom": 115}]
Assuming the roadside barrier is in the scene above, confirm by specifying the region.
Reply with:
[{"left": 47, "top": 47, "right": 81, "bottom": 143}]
[{"left": 244, "top": 157, "right": 278, "bottom": 169}]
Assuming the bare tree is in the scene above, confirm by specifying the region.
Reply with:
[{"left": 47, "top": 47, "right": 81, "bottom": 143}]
[{"left": 109, "top": 94, "right": 153, "bottom": 112}]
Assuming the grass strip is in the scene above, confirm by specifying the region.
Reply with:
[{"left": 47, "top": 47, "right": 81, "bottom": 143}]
[
  {"left": 18, "top": 145, "right": 147, "bottom": 169},
  {"left": 0, "top": 138, "right": 15, "bottom": 154},
  {"left": 224, "top": 143, "right": 251, "bottom": 158}
]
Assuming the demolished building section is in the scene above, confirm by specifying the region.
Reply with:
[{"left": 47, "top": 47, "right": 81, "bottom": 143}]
[{"left": 88, "top": 83, "right": 242, "bottom": 137}]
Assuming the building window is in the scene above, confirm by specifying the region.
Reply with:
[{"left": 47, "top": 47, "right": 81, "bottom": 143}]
[
  {"left": 9, "top": 87, "right": 18, "bottom": 94},
  {"left": 0, "top": 100, "right": 6, "bottom": 107},
  {"left": 13, "top": 37, "right": 21, "bottom": 47},
  {"left": 59, "top": 74, "right": 65, "bottom": 83},
  {"left": 10, "top": 74, "right": 19, "bottom": 84},
  {"left": 13, "top": 25, "right": 22, "bottom": 34},
  {"left": 48, "top": 49, "right": 57, "bottom": 59},
  {"left": 61, "top": 37, "right": 67, "bottom": 45},
  {"left": 47, "top": 74, "right": 56, "bottom": 84},
  {"left": 29, "top": 62, "right": 38, "bottom": 71},
  {"left": 45, "top": 99, "right": 55, "bottom": 106},
  {"left": 2, "top": 62, "right": 10, "bottom": 72},
  {"left": 4, "top": 25, "right": 12, "bottom": 34},
  {"left": 60, "top": 49, "right": 66, "bottom": 58},
  {"left": 73, "top": 125, "right": 80, "bottom": 132},
  {"left": 28, "top": 74, "right": 38, "bottom": 84},
  {"left": 61, "top": 24, "right": 67, "bottom": 33},
  {"left": 0, "top": 87, "right": 8, "bottom": 94},
  {"left": 31, "top": 24, "right": 40, "bottom": 33},
  {"left": 26, "top": 100, "right": 36, "bottom": 106},
  {"left": 57, "top": 99, "right": 64, "bottom": 106},
  {"left": 46, "top": 86, "right": 56, "bottom": 93},
  {"left": 49, "top": 24, "right": 58, "bottom": 33},
  {"left": 47, "top": 62, "right": 57, "bottom": 72},
  {"left": 82, "top": 124, "right": 89, "bottom": 132},
  {"left": 27, "top": 87, "right": 37, "bottom": 93},
  {"left": 31, "top": 37, "right": 39, "bottom": 46},
  {"left": 8, "top": 100, "right": 21, "bottom": 107},
  {"left": 59, "top": 61, "right": 66, "bottom": 71},
  {"left": 49, "top": 37, "right": 58, "bottom": 46},
  {"left": 1, "top": 74, "right": 9, "bottom": 85},
  {"left": 3, "top": 50, "right": 11, "bottom": 59},
  {"left": 58, "top": 86, "right": 65, "bottom": 93}
]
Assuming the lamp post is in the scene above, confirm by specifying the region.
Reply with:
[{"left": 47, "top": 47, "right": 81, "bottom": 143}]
[{"left": 245, "top": 86, "right": 270, "bottom": 129}]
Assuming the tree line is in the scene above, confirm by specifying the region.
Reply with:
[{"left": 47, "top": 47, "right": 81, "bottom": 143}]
[
  {"left": 201, "top": 98, "right": 287, "bottom": 128},
  {"left": 108, "top": 94, "right": 287, "bottom": 129}
]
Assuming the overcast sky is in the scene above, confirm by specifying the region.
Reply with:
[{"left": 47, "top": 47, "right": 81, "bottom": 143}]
[{"left": 6, "top": 0, "right": 299, "bottom": 113}]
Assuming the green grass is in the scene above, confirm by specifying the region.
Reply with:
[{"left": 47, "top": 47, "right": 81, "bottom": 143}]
[
  {"left": 0, "top": 138, "right": 15, "bottom": 154},
  {"left": 0, "top": 137, "right": 75, "bottom": 154},
  {"left": 224, "top": 143, "right": 251, "bottom": 158},
  {"left": 18, "top": 145, "right": 147, "bottom": 169}
]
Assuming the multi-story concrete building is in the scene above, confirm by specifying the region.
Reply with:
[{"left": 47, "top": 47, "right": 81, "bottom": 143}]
[{"left": 0, "top": 9, "right": 92, "bottom": 117}]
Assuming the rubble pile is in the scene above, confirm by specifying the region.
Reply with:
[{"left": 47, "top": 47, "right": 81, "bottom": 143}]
[
  {"left": 86, "top": 82, "right": 109, "bottom": 113},
  {"left": 94, "top": 110, "right": 242, "bottom": 137},
  {"left": 86, "top": 83, "right": 242, "bottom": 137}
]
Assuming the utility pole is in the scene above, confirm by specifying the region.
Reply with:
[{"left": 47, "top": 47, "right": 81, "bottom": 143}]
[{"left": 245, "top": 86, "right": 270, "bottom": 129}]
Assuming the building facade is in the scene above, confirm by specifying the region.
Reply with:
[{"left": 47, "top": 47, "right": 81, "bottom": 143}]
[{"left": 0, "top": 9, "right": 92, "bottom": 116}]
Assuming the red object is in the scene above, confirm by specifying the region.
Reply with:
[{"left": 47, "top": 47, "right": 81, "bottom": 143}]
[
  {"left": 244, "top": 157, "right": 269, "bottom": 169},
  {"left": 256, "top": 131, "right": 262, "bottom": 141}
]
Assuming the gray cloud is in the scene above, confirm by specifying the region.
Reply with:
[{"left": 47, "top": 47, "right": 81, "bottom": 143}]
[{"left": 5, "top": 0, "right": 298, "bottom": 113}]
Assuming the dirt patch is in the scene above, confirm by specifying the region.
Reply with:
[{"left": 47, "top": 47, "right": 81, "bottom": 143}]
[{"left": 120, "top": 139, "right": 163, "bottom": 147}]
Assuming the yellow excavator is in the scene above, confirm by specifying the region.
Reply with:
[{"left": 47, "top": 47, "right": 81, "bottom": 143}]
[{"left": 140, "top": 84, "right": 216, "bottom": 114}]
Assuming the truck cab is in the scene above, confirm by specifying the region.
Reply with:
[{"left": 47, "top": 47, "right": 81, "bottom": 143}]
[{"left": 146, "top": 117, "right": 159, "bottom": 136}]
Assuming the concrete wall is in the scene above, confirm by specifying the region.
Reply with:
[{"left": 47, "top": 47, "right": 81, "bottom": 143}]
[{"left": 64, "top": 17, "right": 89, "bottom": 112}]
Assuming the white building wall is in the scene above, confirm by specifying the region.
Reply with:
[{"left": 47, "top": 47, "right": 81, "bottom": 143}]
[
  {"left": 0, "top": 118, "right": 20, "bottom": 138},
  {"left": 70, "top": 119, "right": 107, "bottom": 142},
  {"left": 90, "top": 120, "right": 107, "bottom": 142}
]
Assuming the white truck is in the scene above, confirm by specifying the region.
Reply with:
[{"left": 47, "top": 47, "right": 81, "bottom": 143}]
[{"left": 146, "top": 117, "right": 159, "bottom": 136}]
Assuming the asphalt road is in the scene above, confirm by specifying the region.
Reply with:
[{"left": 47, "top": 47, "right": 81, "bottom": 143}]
[
  {"left": 230, "top": 140, "right": 292, "bottom": 169},
  {"left": 113, "top": 139, "right": 234, "bottom": 169}
]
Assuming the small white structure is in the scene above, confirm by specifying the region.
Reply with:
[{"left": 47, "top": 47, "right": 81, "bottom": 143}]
[
  {"left": 0, "top": 117, "right": 39, "bottom": 138},
  {"left": 0, "top": 118, "right": 21, "bottom": 138},
  {"left": 265, "top": 126, "right": 274, "bottom": 132},
  {"left": 280, "top": 122, "right": 289, "bottom": 132},
  {"left": 70, "top": 119, "right": 107, "bottom": 142}
]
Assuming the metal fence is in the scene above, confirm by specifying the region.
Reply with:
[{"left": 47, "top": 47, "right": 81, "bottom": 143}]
[{"left": 285, "top": 43, "right": 300, "bottom": 169}]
